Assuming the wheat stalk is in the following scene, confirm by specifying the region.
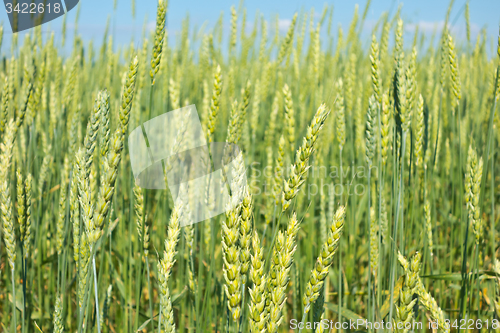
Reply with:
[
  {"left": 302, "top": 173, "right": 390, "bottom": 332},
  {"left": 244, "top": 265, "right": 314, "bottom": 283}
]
[{"left": 494, "top": 260, "right": 500, "bottom": 318}]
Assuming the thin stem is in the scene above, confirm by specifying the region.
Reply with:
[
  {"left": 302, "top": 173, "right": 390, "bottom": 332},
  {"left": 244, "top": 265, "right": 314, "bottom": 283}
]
[
  {"left": 475, "top": 243, "right": 480, "bottom": 320},
  {"left": 298, "top": 310, "right": 307, "bottom": 333},
  {"left": 367, "top": 166, "right": 372, "bottom": 330},
  {"left": 459, "top": 207, "right": 471, "bottom": 320},
  {"left": 261, "top": 203, "right": 277, "bottom": 245},
  {"left": 388, "top": 130, "right": 406, "bottom": 324},
  {"left": 146, "top": 257, "right": 154, "bottom": 332},
  {"left": 12, "top": 267, "right": 17, "bottom": 332},
  {"left": 491, "top": 148, "right": 495, "bottom": 267},
  {"left": 338, "top": 146, "right": 343, "bottom": 330},
  {"left": 20, "top": 243, "right": 26, "bottom": 333},
  {"left": 376, "top": 95, "right": 383, "bottom": 314},
  {"left": 237, "top": 282, "right": 245, "bottom": 333},
  {"left": 93, "top": 256, "right": 101, "bottom": 333},
  {"left": 158, "top": 305, "right": 162, "bottom": 333},
  {"left": 264, "top": 211, "right": 283, "bottom": 272}
]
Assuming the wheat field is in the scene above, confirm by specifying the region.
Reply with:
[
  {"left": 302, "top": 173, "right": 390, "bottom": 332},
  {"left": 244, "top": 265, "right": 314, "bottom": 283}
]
[{"left": 0, "top": 0, "right": 500, "bottom": 332}]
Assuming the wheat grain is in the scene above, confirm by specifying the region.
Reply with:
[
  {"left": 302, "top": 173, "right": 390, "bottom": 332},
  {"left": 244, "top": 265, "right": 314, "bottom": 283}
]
[
  {"left": 276, "top": 13, "right": 298, "bottom": 66},
  {"left": 395, "top": 252, "right": 421, "bottom": 333},
  {"left": 369, "top": 207, "right": 379, "bottom": 278},
  {"left": 365, "top": 95, "right": 377, "bottom": 165},
  {"left": 267, "top": 213, "right": 300, "bottom": 332},
  {"left": 0, "top": 75, "right": 9, "bottom": 133},
  {"left": 283, "top": 84, "right": 296, "bottom": 146},
  {"left": 53, "top": 294, "right": 64, "bottom": 333},
  {"left": 56, "top": 157, "right": 70, "bottom": 255},
  {"left": 302, "top": 206, "right": 345, "bottom": 314},
  {"left": 169, "top": 77, "right": 180, "bottom": 110},
  {"left": 150, "top": 0, "right": 167, "bottom": 84},
  {"left": 415, "top": 94, "right": 425, "bottom": 172},
  {"left": 406, "top": 47, "right": 417, "bottom": 116},
  {"left": 239, "top": 189, "right": 253, "bottom": 286},
  {"left": 370, "top": 34, "right": 382, "bottom": 104},
  {"left": 158, "top": 201, "right": 182, "bottom": 333},
  {"left": 207, "top": 65, "right": 222, "bottom": 143},
  {"left": 118, "top": 56, "right": 139, "bottom": 136},
  {"left": 282, "top": 104, "right": 330, "bottom": 211},
  {"left": 273, "top": 135, "right": 286, "bottom": 204},
  {"left": 222, "top": 200, "right": 243, "bottom": 321},
  {"left": 100, "top": 90, "right": 111, "bottom": 159},
  {"left": 380, "top": 92, "right": 391, "bottom": 166},
  {"left": 1, "top": 180, "right": 15, "bottom": 270},
  {"left": 134, "top": 184, "right": 146, "bottom": 255},
  {"left": 465, "top": 145, "right": 483, "bottom": 244},
  {"left": 248, "top": 230, "right": 268, "bottom": 332},
  {"left": 100, "top": 285, "right": 113, "bottom": 330},
  {"left": 16, "top": 168, "right": 25, "bottom": 247},
  {"left": 448, "top": 33, "right": 462, "bottom": 107},
  {"left": 229, "top": 6, "right": 238, "bottom": 55}
]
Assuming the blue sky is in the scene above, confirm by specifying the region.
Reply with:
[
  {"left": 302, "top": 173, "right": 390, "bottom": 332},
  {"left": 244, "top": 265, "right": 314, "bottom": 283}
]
[{"left": 1, "top": 0, "right": 499, "bottom": 53}]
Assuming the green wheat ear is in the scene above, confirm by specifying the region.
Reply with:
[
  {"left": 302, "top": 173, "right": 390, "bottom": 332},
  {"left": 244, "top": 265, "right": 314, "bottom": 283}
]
[
  {"left": 465, "top": 145, "right": 483, "bottom": 244},
  {"left": 150, "top": 0, "right": 168, "bottom": 85},
  {"left": 248, "top": 230, "right": 268, "bottom": 332},
  {"left": 283, "top": 83, "right": 296, "bottom": 146},
  {"left": 282, "top": 104, "right": 330, "bottom": 212},
  {"left": 158, "top": 200, "right": 182, "bottom": 333},
  {"left": 302, "top": 206, "right": 345, "bottom": 314},
  {"left": 276, "top": 13, "right": 298, "bottom": 66},
  {"left": 53, "top": 294, "right": 64, "bottom": 333},
  {"left": 207, "top": 65, "right": 223, "bottom": 143},
  {"left": 267, "top": 213, "right": 301, "bottom": 333},
  {"left": 395, "top": 252, "right": 421, "bottom": 333},
  {"left": 1, "top": 178, "right": 16, "bottom": 271}
]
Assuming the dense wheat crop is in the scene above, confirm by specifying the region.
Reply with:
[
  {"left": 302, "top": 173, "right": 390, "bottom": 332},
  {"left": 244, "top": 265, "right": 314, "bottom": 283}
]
[{"left": 0, "top": 0, "right": 500, "bottom": 332}]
